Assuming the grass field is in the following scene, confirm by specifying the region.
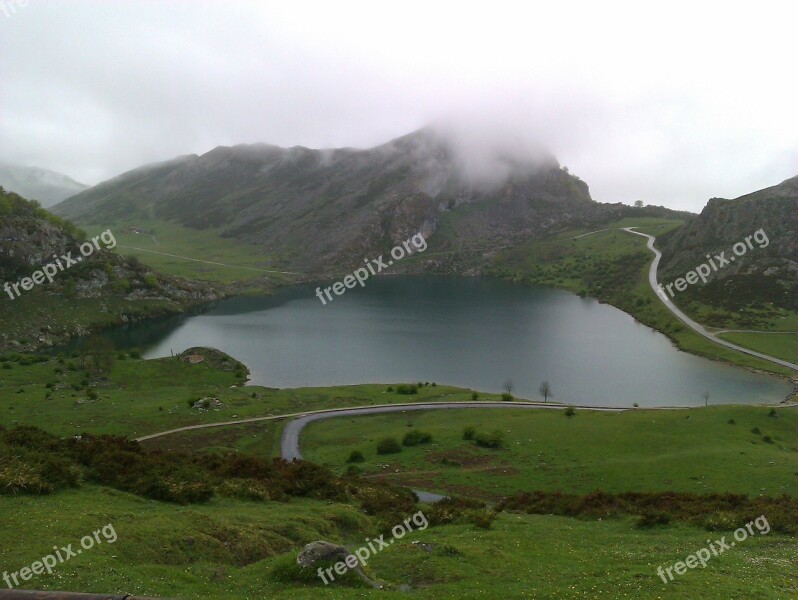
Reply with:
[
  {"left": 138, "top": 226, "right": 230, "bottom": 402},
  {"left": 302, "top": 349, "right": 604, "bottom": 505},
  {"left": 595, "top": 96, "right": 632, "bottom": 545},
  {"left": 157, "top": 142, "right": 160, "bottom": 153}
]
[
  {"left": 0, "top": 352, "right": 504, "bottom": 438},
  {"left": 299, "top": 406, "right": 798, "bottom": 499},
  {"left": 718, "top": 332, "right": 797, "bottom": 364},
  {"left": 80, "top": 220, "right": 297, "bottom": 285},
  {"left": 1, "top": 486, "right": 794, "bottom": 599}
]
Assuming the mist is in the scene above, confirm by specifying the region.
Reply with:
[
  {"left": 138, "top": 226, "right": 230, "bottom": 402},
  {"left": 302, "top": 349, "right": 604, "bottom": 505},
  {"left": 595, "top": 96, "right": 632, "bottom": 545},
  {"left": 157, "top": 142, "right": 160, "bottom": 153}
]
[{"left": 0, "top": 1, "right": 796, "bottom": 211}]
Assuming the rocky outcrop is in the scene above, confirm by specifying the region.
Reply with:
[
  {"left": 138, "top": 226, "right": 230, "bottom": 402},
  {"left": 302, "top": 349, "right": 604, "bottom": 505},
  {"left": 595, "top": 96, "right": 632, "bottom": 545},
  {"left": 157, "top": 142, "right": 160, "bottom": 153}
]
[{"left": 658, "top": 176, "right": 797, "bottom": 310}]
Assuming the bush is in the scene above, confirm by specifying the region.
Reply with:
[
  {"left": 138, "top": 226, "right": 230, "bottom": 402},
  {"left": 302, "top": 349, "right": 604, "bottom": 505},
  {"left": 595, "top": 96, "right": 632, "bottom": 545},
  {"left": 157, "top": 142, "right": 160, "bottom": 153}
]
[
  {"left": 396, "top": 384, "right": 418, "bottom": 395},
  {"left": 462, "top": 426, "right": 476, "bottom": 440},
  {"left": 564, "top": 406, "right": 576, "bottom": 417},
  {"left": 129, "top": 350, "right": 141, "bottom": 359},
  {"left": 768, "top": 408, "right": 778, "bottom": 418},
  {"left": 474, "top": 430, "right": 504, "bottom": 449},
  {"left": 402, "top": 430, "right": 432, "bottom": 447},
  {"left": 763, "top": 435, "right": 774, "bottom": 444},
  {"left": 501, "top": 393, "right": 513, "bottom": 401},
  {"left": 376, "top": 437, "right": 402, "bottom": 455},
  {"left": 471, "top": 392, "right": 479, "bottom": 401},
  {"left": 636, "top": 512, "right": 672, "bottom": 528},
  {"left": 727, "top": 419, "right": 736, "bottom": 425},
  {"left": 346, "top": 450, "right": 365, "bottom": 463},
  {"left": 751, "top": 427, "right": 761, "bottom": 435}
]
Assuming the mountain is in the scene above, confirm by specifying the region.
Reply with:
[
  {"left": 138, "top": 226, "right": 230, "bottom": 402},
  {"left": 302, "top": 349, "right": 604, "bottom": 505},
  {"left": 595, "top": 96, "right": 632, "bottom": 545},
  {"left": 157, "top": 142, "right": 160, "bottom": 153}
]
[
  {"left": 658, "top": 175, "right": 798, "bottom": 312},
  {"left": 0, "top": 186, "right": 222, "bottom": 352},
  {"left": 53, "top": 128, "right": 647, "bottom": 273},
  {"left": 0, "top": 162, "right": 89, "bottom": 207}
]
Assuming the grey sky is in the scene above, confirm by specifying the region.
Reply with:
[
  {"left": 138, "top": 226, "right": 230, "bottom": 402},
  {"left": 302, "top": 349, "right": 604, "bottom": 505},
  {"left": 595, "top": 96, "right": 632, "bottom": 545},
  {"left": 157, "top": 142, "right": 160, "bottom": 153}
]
[{"left": 1, "top": 0, "right": 796, "bottom": 211}]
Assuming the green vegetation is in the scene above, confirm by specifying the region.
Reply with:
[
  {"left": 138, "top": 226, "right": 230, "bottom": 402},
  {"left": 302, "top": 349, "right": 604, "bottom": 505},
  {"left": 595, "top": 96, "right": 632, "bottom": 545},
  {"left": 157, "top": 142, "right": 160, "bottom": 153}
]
[
  {"left": 718, "top": 331, "right": 797, "bottom": 364},
  {"left": 402, "top": 430, "right": 433, "bottom": 446},
  {"left": 0, "top": 351, "right": 499, "bottom": 439},
  {"left": 300, "top": 406, "right": 798, "bottom": 499},
  {"left": 79, "top": 220, "right": 294, "bottom": 286},
  {"left": 376, "top": 437, "right": 402, "bottom": 455}
]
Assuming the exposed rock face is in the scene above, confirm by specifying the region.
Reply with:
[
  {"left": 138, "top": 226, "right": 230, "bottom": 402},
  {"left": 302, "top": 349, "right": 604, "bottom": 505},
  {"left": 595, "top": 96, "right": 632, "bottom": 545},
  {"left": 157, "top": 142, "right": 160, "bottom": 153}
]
[
  {"left": 658, "top": 176, "right": 798, "bottom": 309},
  {"left": 0, "top": 187, "right": 223, "bottom": 352}
]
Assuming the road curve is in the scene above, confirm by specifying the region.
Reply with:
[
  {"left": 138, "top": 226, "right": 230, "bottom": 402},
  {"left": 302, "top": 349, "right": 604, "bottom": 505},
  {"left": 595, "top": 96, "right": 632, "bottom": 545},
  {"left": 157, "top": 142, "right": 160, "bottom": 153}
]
[
  {"left": 135, "top": 400, "right": 606, "bottom": 443},
  {"left": 622, "top": 228, "right": 797, "bottom": 371},
  {"left": 281, "top": 401, "right": 627, "bottom": 503},
  {"left": 280, "top": 401, "right": 626, "bottom": 462}
]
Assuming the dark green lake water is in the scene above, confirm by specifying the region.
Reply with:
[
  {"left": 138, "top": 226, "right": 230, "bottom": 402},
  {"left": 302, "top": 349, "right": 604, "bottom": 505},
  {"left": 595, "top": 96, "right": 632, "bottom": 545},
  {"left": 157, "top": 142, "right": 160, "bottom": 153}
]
[{"left": 106, "top": 276, "right": 790, "bottom": 407}]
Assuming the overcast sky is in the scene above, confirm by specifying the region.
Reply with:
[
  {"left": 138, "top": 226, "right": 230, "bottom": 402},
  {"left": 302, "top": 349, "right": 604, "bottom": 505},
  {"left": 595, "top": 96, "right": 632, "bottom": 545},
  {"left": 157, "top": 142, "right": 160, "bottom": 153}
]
[{"left": 1, "top": 1, "right": 796, "bottom": 211}]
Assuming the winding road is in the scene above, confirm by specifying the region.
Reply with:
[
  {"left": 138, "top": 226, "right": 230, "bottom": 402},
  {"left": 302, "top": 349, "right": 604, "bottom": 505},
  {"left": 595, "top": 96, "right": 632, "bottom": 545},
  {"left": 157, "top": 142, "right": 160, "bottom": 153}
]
[{"left": 622, "top": 228, "right": 797, "bottom": 372}]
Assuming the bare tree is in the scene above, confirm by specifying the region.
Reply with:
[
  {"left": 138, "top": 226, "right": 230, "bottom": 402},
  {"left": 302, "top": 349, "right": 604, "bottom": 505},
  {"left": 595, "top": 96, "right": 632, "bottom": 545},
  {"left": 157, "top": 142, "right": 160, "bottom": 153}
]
[
  {"left": 503, "top": 378, "right": 514, "bottom": 395},
  {"left": 539, "top": 381, "right": 552, "bottom": 402},
  {"left": 702, "top": 391, "right": 710, "bottom": 407}
]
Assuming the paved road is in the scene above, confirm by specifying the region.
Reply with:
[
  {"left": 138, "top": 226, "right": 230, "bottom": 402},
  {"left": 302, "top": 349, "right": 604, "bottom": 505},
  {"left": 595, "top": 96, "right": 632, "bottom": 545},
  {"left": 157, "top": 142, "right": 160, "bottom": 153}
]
[
  {"left": 279, "top": 402, "right": 626, "bottom": 461},
  {"left": 622, "top": 228, "right": 797, "bottom": 372},
  {"left": 280, "top": 401, "right": 627, "bottom": 503}
]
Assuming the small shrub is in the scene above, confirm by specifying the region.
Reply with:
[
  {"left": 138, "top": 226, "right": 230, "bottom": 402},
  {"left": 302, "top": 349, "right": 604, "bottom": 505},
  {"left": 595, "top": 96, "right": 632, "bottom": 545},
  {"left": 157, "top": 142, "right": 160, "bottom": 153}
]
[
  {"left": 727, "top": 419, "right": 736, "bottom": 425},
  {"left": 396, "top": 384, "right": 418, "bottom": 395},
  {"left": 768, "top": 408, "right": 777, "bottom": 418},
  {"left": 564, "top": 406, "right": 576, "bottom": 417},
  {"left": 763, "top": 435, "right": 774, "bottom": 444},
  {"left": 376, "top": 437, "right": 402, "bottom": 455},
  {"left": 129, "top": 350, "right": 141, "bottom": 359},
  {"left": 751, "top": 427, "right": 761, "bottom": 435},
  {"left": 471, "top": 392, "right": 479, "bottom": 401},
  {"left": 472, "top": 509, "right": 499, "bottom": 530},
  {"left": 462, "top": 426, "right": 476, "bottom": 440},
  {"left": 402, "top": 430, "right": 432, "bottom": 447},
  {"left": 346, "top": 450, "right": 365, "bottom": 463},
  {"left": 474, "top": 430, "right": 504, "bottom": 449},
  {"left": 501, "top": 393, "right": 513, "bottom": 402},
  {"left": 386, "top": 386, "right": 393, "bottom": 392}
]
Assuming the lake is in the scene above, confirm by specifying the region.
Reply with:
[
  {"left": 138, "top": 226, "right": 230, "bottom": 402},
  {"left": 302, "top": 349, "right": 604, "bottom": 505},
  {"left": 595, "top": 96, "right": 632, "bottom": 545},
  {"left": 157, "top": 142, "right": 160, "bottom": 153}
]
[{"left": 101, "top": 276, "right": 790, "bottom": 407}]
